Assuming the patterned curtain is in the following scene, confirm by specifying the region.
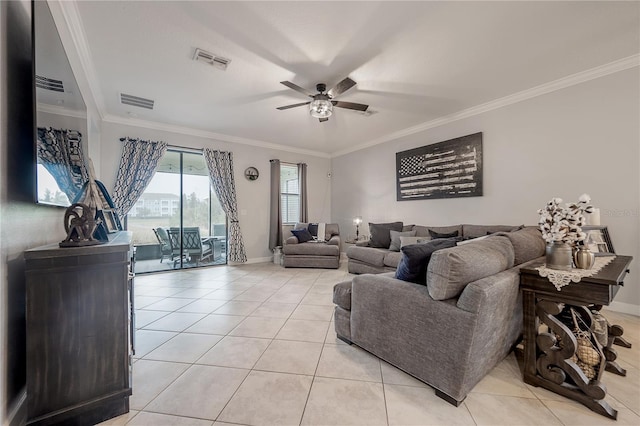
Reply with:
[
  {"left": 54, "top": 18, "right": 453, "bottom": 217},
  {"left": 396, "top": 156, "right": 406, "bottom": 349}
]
[
  {"left": 298, "top": 162, "right": 308, "bottom": 223},
  {"left": 204, "top": 149, "right": 247, "bottom": 263},
  {"left": 36, "top": 127, "right": 88, "bottom": 200},
  {"left": 269, "top": 159, "right": 282, "bottom": 250},
  {"left": 112, "top": 138, "right": 167, "bottom": 217}
]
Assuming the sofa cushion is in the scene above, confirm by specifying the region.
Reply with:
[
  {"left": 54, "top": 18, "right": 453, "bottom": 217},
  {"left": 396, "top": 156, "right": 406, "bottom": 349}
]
[
  {"left": 384, "top": 251, "right": 403, "bottom": 268},
  {"left": 291, "top": 228, "right": 313, "bottom": 243},
  {"left": 346, "top": 245, "right": 388, "bottom": 267},
  {"left": 414, "top": 225, "right": 463, "bottom": 238},
  {"left": 399, "top": 236, "right": 431, "bottom": 248},
  {"left": 427, "top": 236, "right": 515, "bottom": 300},
  {"left": 369, "top": 222, "right": 403, "bottom": 248},
  {"left": 496, "top": 226, "right": 545, "bottom": 265},
  {"left": 395, "top": 238, "right": 459, "bottom": 285},
  {"left": 283, "top": 241, "right": 340, "bottom": 256},
  {"left": 462, "top": 224, "right": 522, "bottom": 239},
  {"left": 389, "top": 230, "right": 417, "bottom": 251},
  {"left": 429, "top": 229, "right": 459, "bottom": 239},
  {"left": 333, "top": 280, "right": 352, "bottom": 310},
  {"left": 324, "top": 223, "right": 340, "bottom": 240}
]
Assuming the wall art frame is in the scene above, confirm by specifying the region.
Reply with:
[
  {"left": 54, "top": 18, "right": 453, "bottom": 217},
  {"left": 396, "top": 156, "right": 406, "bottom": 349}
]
[{"left": 396, "top": 132, "right": 483, "bottom": 201}]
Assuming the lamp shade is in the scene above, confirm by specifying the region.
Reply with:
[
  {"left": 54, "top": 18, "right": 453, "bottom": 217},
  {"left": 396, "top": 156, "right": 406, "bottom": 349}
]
[
  {"left": 353, "top": 216, "right": 362, "bottom": 225},
  {"left": 309, "top": 99, "right": 333, "bottom": 118}
]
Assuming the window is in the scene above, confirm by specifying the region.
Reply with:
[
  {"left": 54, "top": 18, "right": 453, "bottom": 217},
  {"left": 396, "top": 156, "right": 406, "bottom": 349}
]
[{"left": 281, "top": 163, "right": 299, "bottom": 224}]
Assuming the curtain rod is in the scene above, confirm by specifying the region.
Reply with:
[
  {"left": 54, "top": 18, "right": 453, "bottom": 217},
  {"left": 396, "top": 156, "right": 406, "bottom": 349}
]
[{"left": 119, "top": 138, "right": 204, "bottom": 154}]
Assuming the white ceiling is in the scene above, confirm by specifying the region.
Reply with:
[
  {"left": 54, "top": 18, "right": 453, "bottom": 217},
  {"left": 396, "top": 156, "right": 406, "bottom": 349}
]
[{"left": 68, "top": 1, "right": 639, "bottom": 156}]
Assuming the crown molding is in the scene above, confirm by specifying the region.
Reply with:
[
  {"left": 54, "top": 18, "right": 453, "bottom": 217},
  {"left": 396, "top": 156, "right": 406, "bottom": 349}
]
[
  {"left": 102, "top": 114, "right": 331, "bottom": 159},
  {"left": 331, "top": 54, "right": 640, "bottom": 158},
  {"left": 50, "top": 0, "right": 106, "bottom": 120}
]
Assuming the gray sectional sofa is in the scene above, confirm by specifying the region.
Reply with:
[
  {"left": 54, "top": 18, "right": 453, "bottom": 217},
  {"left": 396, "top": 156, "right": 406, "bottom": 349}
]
[
  {"left": 347, "top": 224, "right": 523, "bottom": 274},
  {"left": 333, "top": 226, "right": 546, "bottom": 405},
  {"left": 283, "top": 223, "right": 340, "bottom": 268}
]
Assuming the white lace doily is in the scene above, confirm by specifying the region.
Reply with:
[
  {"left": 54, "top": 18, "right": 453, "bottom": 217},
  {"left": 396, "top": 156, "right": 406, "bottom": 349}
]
[{"left": 536, "top": 256, "right": 615, "bottom": 291}]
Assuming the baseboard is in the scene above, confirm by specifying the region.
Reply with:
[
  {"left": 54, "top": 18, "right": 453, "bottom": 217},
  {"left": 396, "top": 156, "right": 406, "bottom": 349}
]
[
  {"left": 607, "top": 301, "right": 640, "bottom": 316},
  {"left": 6, "top": 388, "right": 27, "bottom": 426}
]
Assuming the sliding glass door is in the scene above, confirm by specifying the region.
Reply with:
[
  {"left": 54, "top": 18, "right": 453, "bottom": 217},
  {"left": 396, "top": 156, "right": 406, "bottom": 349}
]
[{"left": 129, "top": 149, "right": 227, "bottom": 273}]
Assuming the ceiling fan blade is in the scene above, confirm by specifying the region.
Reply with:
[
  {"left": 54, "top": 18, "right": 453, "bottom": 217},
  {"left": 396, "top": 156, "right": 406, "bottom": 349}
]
[
  {"left": 280, "top": 81, "right": 314, "bottom": 97},
  {"left": 328, "top": 77, "right": 356, "bottom": 98},
  {"left": 276, "top": 101, "right": 311, "bottom": 110},
  {"left": 332, "top": 101, "right": 369, "bottom": 111},
  {"left": 319, "top": 118, "right": 329, "bottom": 123}
]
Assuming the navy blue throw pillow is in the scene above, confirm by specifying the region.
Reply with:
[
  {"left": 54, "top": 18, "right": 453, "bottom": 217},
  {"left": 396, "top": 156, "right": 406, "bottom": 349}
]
[
  {"left": 291, "top": 228, "right": 313, "bottom": 243},
  {"left": 307, "top": 223, "right": 319, "bottom": 237},
  {"left": 395, "top": 238, "right": 459, "bottom": 285}
]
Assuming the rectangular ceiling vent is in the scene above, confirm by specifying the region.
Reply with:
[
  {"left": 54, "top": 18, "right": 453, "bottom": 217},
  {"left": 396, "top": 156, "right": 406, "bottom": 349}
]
[
  {"left": 193, "top": 48, "right": 231, "bottom": 71},
  {"left": 36, "top": 75, "right": 64, "bottom": 92},
  {"left": 120, "top": 93, "right": 154, "bottom": 110}
]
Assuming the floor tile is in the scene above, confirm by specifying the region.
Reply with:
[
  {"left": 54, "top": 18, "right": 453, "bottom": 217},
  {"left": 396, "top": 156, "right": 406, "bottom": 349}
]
[
  {"left": 213, "top": 300, "right": 260, "bottom": 316},
  {"left": 197, "top": 336, "right": 270, "bottom": 369},
  {"left": 218, "top": 370, "right": 312, "bottom": 425},
  {"left": 184, "top": 314, "right": 245, "bottom": 335},
  {"left": 316, "top": 343, "right": 382, "bottom": 382},
  {"left": 250, "top": 301, "right": 298, "bottom": 318},
  {"left": 471, "top": 357, "right": 536, "bottom": 398},
  {"left": 202, "top": 289, "right": 245, "bottom": 300},
  {"left": 143, "top": 312, "right": 207, "bottom": 332},
  {"left": 127, "top": 411, "right": 213, "bottom": 426},
  {"left": 464, "top": 393, "right": 562, "bottom": 426},
  {"left": 301, "top": 377, "right": 387, "bottom": 425},
  {"left": 542, "top": 398, "right": 640, "bottom": 425},
  {"left": 144, "top": 333, "right": 223, "bottom": 363},
  {"left": 254, "top": 340, "right": 323, "bottom": 375},
  {"left": 229, "top": 316, "right": 287, "bottom": 339},
  {"left": 275, "top": 319, "right": 329, "bottom": 343},
  {"left": 135, "top": 296, "right": 166, "bottom": 309},
  {"left": 385, "top": 384, "right": 475, "bottom": 425},
  {"left": 299, "top": 292, "right": 334, "bottom": 306},
  {"left": 232, "top": 289, "right": 275, "bottom": 302},
  {"left": 134, "top": 330, "right": 178, "bottom": 358},
  {"left": 135, "top": 310, "right": 171, "bottom": 329},
  {"left": 176, "top": 298, "right": 228, "bottom": 314},
  {"left": 171, "top": 288, "right": 216, "bottom": 298},
  {"left": 603, "top": 360, "right": 640, "bottom": 415},
  {"left": 290, "top": 304, "right": 334, "bottom": 321},
  {"left": 138, "top": 287, "right": 186, "bottom": 297},
  {"left": 130, "top": 359, "right": 190, "bottom": 410},
  {"left": 144, "top": 364, "right": 249, "bottom": 420},
  {"left": 143, "top": 297, "right": 198, "bottom": 312}
]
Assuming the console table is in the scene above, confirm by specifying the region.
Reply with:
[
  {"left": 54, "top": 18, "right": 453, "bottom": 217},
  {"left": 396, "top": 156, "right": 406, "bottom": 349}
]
[{"left": 519, "top": 255, "right": 632, "bottom": 420}]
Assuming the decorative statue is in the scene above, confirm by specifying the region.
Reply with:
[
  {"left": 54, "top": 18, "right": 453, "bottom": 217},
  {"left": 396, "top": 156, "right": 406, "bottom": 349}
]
[{"left": 59, "top": 203, "right": 102, "bottom": 247}]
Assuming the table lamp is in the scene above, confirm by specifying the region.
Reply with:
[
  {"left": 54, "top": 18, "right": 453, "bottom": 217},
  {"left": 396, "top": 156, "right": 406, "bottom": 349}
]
[{"left": 353, "top": 216, "right": 363, "bottom": 241}]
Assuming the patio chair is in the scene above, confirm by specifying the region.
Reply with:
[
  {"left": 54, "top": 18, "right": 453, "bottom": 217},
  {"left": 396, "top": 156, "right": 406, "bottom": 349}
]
[
  {"left": 168, "top": 227, "right": 213, "bottom": 266},
  {"left": 153, "top": 227, "right": 174, "bottom": 263}
]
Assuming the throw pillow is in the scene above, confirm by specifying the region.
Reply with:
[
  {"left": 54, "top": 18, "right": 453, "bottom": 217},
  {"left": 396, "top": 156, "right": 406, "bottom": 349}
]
[
  {"left": 395, "top": 238, "right": 458, "bottom": 285},
  {"left": 399, "top": 236, "right": 431, "bottom": 248},
  {"left": 291, "top": 228, "right": 313, "bottom": 243},
  {"left": 389, "top": 230, "right": 417, "bottom": 251},
  {"left": 429, "top": 229, "right": 459, "bottom": 239},
  {"left": 307, "top": 223, "right": 319, "bottom": 237},
  {"left": 369, "top": 221, "right": 403, "bottom": 248}
]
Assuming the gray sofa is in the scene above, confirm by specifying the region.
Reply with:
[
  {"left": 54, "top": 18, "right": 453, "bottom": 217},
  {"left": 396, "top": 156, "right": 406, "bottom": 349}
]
[
  {"left": 283, "top": 223, "right": 340, "bottom": 268},
  {"left": 333, "top": 226, "right": 545, "bottom": 405},
  {"left": 347, "top": 224, "right": 523, "bottom": 274}
]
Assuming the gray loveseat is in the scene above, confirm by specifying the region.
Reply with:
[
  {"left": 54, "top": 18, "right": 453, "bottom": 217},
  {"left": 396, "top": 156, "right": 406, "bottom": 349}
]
[
  {"left": 347, "top": 224, "right": 523, "bottom": 274},
  {"left": 333, "top": 226, "right": 545, "bottom": 405},
  {"left": 283, "top": 223, "right": 340, "bottom": 268}
]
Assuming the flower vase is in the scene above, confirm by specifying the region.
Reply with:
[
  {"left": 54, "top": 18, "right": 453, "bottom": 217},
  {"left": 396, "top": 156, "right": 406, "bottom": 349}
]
[
  {"left": 546, "top": 242, "right": 573, "bottom": 271},
  {"left": 574, "top": 246, "right": 595, "bottom": 270}
]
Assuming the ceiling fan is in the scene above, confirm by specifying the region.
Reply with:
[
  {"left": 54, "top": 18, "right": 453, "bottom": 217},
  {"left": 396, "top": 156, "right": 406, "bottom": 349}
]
[{"left": 277, "top": 77, "right": 369, "bottom": 122}]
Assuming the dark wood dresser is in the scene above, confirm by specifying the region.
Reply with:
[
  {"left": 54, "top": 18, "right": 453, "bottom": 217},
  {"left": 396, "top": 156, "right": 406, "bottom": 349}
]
[{"left": 24, "top": 231, "right": 134, "bottom": 425}]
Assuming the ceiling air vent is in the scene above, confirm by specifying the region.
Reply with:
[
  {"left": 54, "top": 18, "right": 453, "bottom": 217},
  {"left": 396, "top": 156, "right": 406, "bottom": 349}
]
[
  {"left": 193, "top": 48, "right": 230, "bottom": 71},
  {"left": 36, "top": 75, "right": 64, "bottom": 92},
  {"left": 120, "top": 93, "right": 154, "bottom": 110}
]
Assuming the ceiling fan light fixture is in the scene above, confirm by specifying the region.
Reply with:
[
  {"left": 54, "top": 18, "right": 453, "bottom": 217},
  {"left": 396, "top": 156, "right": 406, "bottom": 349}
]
[{"left": 309, "top": 99, "right": 333, "bottom": 119}]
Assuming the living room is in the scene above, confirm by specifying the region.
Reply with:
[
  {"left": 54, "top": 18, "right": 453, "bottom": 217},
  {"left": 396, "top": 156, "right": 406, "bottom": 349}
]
[{"left": 1, "top": 1, "right": 639, "bottom": 425}]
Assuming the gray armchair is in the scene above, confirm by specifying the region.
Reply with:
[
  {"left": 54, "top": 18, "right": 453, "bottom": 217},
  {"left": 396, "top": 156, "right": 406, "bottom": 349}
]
[{"left": 282, "top": 223, "right": 340, "bottom": 269}]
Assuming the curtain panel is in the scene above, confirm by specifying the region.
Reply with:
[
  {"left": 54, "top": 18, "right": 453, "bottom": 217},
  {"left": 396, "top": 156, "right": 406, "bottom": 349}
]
[
  {"left": 269, "top": 159, "right": 282, "bottom": 250},
  {"left": 36, "top": 127, "right": 88, "bottom": 201},
  {"left": 204, "top": 149, "right": 247, "bottom": 263},
  {"left": 298, "top": 162, "right": 308, "bottom": 223},
  {"left": 112, "top": 137, "right": 167, "bottom": 217}
]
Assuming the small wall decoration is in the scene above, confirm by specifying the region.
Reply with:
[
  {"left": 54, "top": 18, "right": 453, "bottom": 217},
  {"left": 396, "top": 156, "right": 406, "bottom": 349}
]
[
  {"left": 244, "top": 166, "right": 259, "bottom": 181},
  {"left": 396, "top": 132, "right": 483, "bottom": 201}
]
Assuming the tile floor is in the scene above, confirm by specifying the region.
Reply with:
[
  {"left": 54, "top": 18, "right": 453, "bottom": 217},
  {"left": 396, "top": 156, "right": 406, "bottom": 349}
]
[{"left": 101, "top": 262, "right": 640, "bottom": 426}]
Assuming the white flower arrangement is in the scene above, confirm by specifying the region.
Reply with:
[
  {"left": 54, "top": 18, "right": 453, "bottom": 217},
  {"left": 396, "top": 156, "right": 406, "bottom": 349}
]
[{"left": 538, "top": 194, "right": 594, "bottom": 244}]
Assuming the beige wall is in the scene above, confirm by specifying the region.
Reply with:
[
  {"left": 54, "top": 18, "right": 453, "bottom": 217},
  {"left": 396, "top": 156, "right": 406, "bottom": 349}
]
[
  {"left": 331, "top": 68, "right": 640, "bottom": 313},
  {"left": 99, "top": 121, "right": 332, "bottom": 262}
]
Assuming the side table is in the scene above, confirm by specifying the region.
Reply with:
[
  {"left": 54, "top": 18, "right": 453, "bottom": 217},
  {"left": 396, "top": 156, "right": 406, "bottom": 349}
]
[{"left": 519, "top": 255, "right": 633, "bottom": 420}]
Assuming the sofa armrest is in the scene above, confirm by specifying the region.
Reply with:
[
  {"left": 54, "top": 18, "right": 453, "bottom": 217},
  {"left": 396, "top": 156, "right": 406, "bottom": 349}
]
[
  {"left": 327, "top": 235, "right": 340, "bottom": 246},
  {"left": 284, "top": 236, "right": 298, "bottom": 245},
  {"left": 355, "top": 240, "right": 370, "bottom": 247}
]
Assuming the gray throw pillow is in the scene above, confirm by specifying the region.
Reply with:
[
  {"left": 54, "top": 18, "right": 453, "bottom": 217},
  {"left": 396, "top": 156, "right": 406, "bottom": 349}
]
[
  {"left": 389, "top": 230, "right": 417, "bottom": 251},
  {"left": 399, "top": 236, "right": 431, "bottom": 248},
  {"left": 369, "top": 222, "right": 403, "bottom": 248}
]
